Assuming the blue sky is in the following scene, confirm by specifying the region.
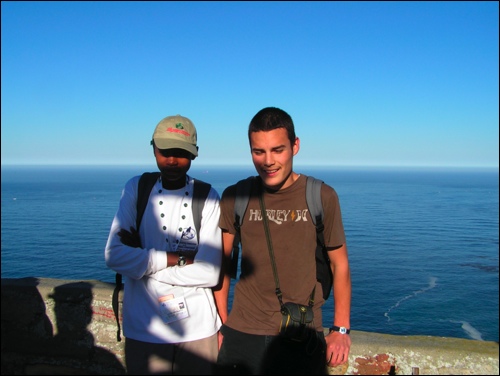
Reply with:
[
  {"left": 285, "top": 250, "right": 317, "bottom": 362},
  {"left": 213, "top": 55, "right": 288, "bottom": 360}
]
[{"left": 1, "top": 1, "right": 498, "bottom": 168}]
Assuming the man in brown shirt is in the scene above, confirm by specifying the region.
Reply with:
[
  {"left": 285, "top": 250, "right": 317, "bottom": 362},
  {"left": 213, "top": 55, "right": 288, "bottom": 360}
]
[{"left": 214, "top": 107, "right": 351, "bottom": 375}]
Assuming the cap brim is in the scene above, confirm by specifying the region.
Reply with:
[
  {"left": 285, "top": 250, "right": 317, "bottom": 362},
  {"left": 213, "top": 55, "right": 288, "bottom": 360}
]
[{"left": 154, "top": 139, "right": 198, "bottom": 157}]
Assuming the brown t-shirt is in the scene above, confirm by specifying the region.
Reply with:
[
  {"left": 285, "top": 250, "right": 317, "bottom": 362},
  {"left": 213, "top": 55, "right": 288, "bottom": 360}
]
[{"left": 219, "top": 174, "right": 346, "bottom": 335}]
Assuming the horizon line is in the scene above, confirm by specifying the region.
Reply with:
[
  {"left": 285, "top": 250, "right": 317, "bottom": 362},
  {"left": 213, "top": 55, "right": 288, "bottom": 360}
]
[{"left": 1, "top": 163, "right": 498, "bottom": 171}]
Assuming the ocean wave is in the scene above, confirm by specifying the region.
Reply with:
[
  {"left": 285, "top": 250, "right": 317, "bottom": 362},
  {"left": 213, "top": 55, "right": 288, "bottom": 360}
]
[
  {"left": 448, "top": 320, "right": 484, "bottom": 341},
  {"left": 384, "top": 277, "right": 438, "bottom": 321}
]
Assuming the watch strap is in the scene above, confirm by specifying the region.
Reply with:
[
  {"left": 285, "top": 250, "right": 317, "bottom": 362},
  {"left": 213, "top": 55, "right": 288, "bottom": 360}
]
[{"left": 329, "top": 325, "right": 350, "bottom": 334}]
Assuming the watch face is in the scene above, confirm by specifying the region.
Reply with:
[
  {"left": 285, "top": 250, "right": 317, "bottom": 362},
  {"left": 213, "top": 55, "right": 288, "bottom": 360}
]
[
  {"left": 178, "top": 256, "right": 187, "bottom": 267},
  {"left": 331, "top": 326, "right": 350, "bottom": 335}
]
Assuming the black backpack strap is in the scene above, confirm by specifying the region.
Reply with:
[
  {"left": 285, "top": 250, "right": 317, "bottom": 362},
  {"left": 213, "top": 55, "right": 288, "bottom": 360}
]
[
  {"left": 230, "top": 176, "right": 255, "bottom": 279},
  {"left": 306, "top": 176, "right": 333, "bottom": 300},
  {"left": 112, "top": 171, "right": 160, "bottom": 342},
  {"left": 136, "top": 172, "right": 161, "bottom": 231},
  {"left": 192, "top": 178, "right": 212, "bottom": 237},
  {"left": 306, "top": 176, "right": 324, "bottom": 228},
  {"left": 112, "top": 273, "right": 122, "bottom": 341}
]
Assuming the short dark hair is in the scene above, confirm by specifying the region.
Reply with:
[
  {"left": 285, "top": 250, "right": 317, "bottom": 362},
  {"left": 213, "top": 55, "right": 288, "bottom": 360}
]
[{"left": 248, "top": 107, "right": 296, "bottom": 147}]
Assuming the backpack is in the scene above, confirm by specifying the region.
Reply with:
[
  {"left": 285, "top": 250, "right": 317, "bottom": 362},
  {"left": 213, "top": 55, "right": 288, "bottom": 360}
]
[
  {"left": 112, "top": 172, "right": 211, "bottom": 341},
  {"left": 229, "top": 175, "right": 333, "bottom": 301}
]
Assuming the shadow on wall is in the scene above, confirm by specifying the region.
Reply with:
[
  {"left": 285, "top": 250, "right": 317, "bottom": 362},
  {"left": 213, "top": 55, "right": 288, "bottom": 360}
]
[{"left": 1, "top": 278, "right": 126, "bottom": 375}]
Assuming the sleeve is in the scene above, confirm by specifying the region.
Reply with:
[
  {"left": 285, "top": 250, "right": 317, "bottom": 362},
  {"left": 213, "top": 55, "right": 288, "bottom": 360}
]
[
  {"left": 104, "top": 175, "right": 169, "bottom": 280},
  {"left": 147, "top": 187, "right": 223, "bottom": 288}
]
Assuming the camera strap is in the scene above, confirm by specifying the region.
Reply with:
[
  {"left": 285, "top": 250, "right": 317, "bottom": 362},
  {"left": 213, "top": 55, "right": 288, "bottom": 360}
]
[{"left": 258, "top": 185, "right": 315, "bottom": 309}]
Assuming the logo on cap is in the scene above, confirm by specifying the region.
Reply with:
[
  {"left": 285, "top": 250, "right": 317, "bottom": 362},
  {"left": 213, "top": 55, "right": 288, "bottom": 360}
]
[{"left": 167, "top": 125, "right": 190, "bottom": 137}]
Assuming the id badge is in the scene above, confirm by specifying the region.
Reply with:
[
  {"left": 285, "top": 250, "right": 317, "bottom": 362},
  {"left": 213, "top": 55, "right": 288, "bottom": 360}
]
[{"left": 158, "top": 294, "right": 189, "bottom": 324}]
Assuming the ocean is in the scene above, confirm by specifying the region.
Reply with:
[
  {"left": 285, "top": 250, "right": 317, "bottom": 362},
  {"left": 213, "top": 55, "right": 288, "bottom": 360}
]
[{"left": 1, "top": 165, "right": 498, "bottom": 342}]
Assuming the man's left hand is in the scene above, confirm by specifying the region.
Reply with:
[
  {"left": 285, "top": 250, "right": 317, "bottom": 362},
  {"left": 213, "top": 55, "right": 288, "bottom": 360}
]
[{"left": 118, "top": 227, "right": 142, "bottom": 248}]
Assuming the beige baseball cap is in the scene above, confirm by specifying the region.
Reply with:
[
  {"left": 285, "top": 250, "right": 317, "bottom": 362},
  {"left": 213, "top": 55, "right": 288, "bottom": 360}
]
[{"left": 151, "top": 115, "right": 198, "bottom": 157}]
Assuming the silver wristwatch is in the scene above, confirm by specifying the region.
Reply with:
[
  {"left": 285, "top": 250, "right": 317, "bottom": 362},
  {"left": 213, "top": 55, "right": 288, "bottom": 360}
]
[
  {"left": 329, "top": 326, "right": 350, "bottom": 334},
  {"left": 177, "top": 255, "right": 187, "bottom": 267}
]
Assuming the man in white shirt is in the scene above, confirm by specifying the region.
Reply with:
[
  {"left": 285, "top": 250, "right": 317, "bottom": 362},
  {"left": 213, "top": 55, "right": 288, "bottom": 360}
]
[{"left": 105, "top": 115, "right": 222, "bottom": 374}]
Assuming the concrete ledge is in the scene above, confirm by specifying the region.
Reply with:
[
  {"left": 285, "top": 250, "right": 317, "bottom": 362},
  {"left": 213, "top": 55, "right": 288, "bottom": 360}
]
[
  {"left": 1, "top": 277, "right": 498, "bottom": 375},
  {"left": 339, "top": 330, "right": 499, "bottom": 375}
]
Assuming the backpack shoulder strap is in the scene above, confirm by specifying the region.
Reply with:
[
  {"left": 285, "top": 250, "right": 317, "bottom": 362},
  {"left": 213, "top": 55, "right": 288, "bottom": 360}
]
[
  {"left": 230, "top": 176, "right": 255, "bottom": 278},
  {"left": 306, "top": 176, "right": 324, "bottom": 228},
  {"left": 136, "top": 172, "right": 161, "bottom": 230},
  {"left": 192, "top": 178, "right": 212, "bottom": 236},
  {"left": 234, "top": 176, "right": 255, "bottom": 228},
  {"left": 112, "top": 272, "right": 122, "bottom": 342},
  {"left": 306, "top": 176, "right": 334, "bottom": 300}
]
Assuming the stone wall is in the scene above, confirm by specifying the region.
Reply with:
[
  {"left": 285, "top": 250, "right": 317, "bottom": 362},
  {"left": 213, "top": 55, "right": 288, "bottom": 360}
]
[{"left": 1, "top": 277, "right": 498, "bottom": 375}]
